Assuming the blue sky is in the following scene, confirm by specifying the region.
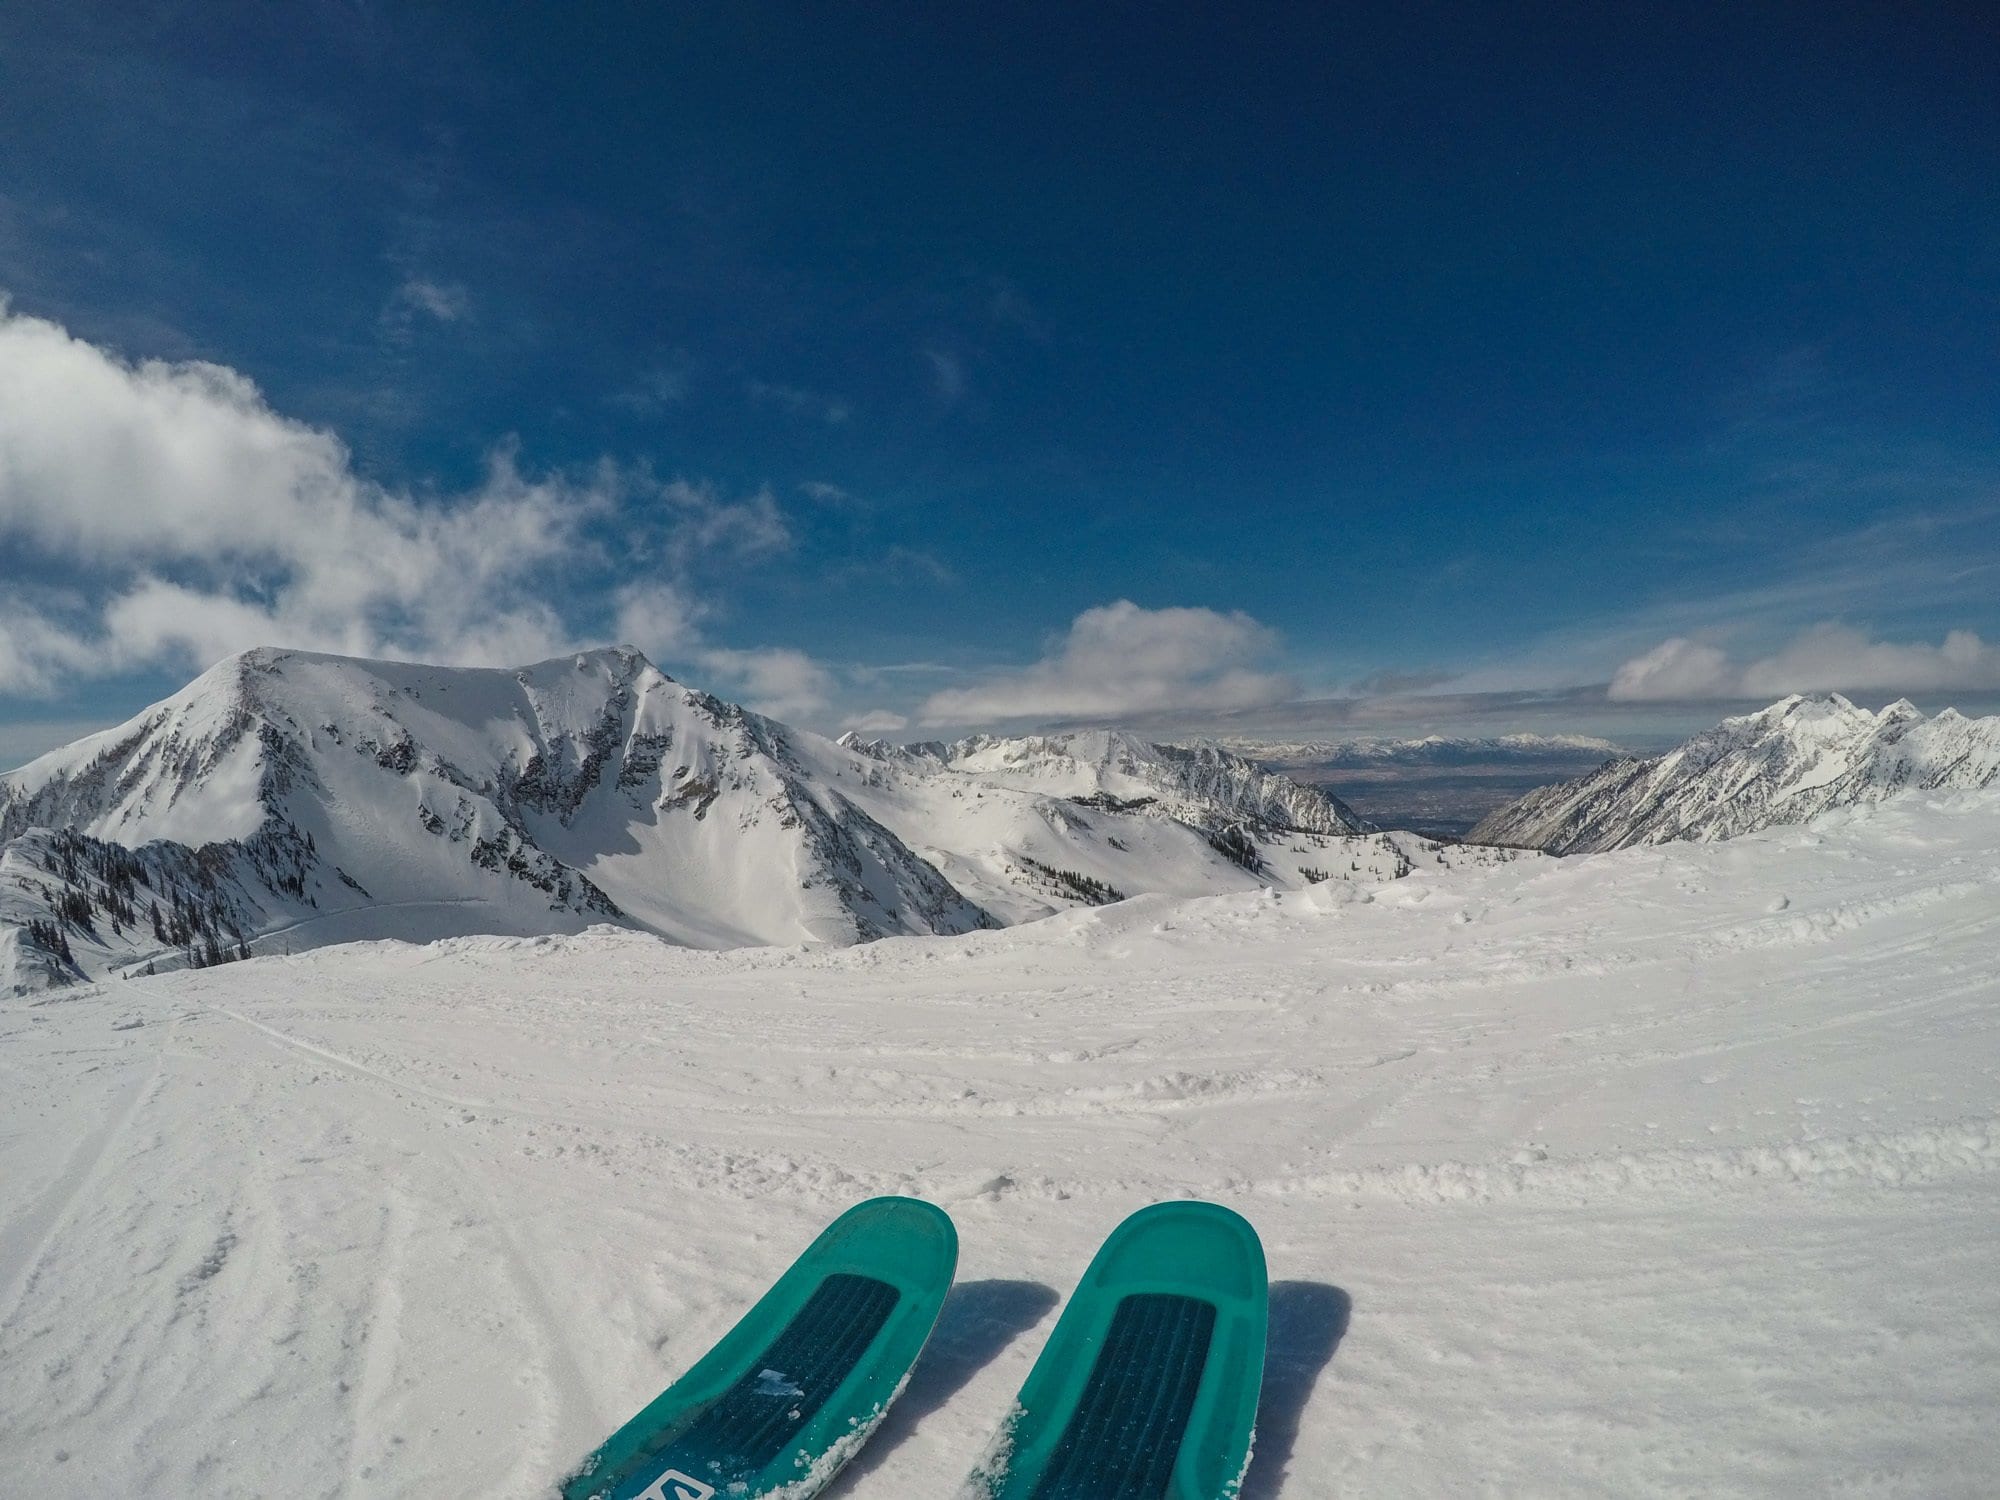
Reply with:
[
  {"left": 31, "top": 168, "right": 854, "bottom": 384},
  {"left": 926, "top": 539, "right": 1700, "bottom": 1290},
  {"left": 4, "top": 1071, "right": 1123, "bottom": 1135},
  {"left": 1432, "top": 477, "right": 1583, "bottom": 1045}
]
[{"left": 2, "top": 2, "right": 1997, "bottom": 764}]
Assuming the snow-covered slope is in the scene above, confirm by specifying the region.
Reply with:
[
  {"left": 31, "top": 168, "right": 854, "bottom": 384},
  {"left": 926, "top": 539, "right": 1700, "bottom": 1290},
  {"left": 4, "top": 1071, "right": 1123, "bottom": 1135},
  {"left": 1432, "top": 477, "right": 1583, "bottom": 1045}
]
[
  {"left": 842, "top": 727, "right": 1370, "bottom": 835},
  {"left": 828, "top": 725, "right": 1488, "bottom": 928},
  {"left": 5, "top": 790, "right": 1997, "bottom": 1495},
  {"left": 3, "top": 650, "right": 1504, "bottom": 992},
  {"left": 0, "top": 647, "right": 994, "bottom": 988},
  {"left": 1470, "top": 693, "right": 2000, "bottom": 853}
]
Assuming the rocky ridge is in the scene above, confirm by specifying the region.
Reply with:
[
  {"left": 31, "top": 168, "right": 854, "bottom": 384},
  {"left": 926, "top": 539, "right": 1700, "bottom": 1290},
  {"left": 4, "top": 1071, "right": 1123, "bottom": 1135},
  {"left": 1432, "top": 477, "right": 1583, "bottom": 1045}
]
[{"left": 1469, "top": 694, "right": 2000, "bottom": 853}]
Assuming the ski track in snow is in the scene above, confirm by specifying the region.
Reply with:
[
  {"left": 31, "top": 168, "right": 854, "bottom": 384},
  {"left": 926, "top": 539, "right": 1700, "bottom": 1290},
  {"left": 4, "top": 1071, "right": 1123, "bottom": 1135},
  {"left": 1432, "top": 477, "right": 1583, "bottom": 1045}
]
[{"left": 3, "top": 792, "right": 2000, "bottom": 1495}]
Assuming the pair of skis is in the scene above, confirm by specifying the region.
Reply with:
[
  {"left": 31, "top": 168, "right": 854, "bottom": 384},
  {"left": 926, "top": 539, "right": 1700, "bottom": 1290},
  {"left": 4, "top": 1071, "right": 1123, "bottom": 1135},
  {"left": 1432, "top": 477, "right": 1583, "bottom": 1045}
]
[{"left": 560, "top": 1196, "right": 1268, "bottom": 1500}]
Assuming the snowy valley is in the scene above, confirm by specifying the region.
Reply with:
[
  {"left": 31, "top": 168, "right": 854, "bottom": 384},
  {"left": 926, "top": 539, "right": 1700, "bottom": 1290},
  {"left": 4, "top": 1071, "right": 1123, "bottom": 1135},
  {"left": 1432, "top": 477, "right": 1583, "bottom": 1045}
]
[{"left": 1215, "top": 732, "right": 1633, "bottom": 838}]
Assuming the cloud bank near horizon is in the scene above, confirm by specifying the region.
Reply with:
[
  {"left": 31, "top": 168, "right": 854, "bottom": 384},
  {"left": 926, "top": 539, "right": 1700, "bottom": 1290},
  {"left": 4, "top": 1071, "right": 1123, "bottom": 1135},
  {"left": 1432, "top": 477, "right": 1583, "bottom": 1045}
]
[
  {"left": 5, "top": 306, "right": 1999, "bottom": 743},
  {"left": 1609, "top": 625, "right": 2000, "bottom": 702}
]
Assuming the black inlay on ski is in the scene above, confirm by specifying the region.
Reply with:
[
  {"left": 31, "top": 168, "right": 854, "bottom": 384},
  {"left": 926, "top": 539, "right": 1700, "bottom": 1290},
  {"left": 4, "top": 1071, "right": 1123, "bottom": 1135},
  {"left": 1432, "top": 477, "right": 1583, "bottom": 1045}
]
[
  {"left": 1029, "top": 1292, "right": 1218, "bottom": 1500},
  {"left": 650, "top": 1272, "right": 900, "bottom": 1476}
]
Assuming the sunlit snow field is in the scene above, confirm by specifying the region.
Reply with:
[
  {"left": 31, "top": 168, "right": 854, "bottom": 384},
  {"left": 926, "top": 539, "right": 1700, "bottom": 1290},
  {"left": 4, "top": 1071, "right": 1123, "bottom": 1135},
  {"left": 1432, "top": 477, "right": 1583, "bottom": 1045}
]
[{"left": 4, "top": 793, "right": 1998, "bottom": 1497}]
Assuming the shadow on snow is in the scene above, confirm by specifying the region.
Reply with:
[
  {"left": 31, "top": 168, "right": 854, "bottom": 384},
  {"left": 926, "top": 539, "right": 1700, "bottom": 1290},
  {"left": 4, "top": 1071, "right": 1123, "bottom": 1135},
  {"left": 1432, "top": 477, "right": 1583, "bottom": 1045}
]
[
  {"left": 828, "top": 1277, "right": 1060, "bottom": 1488},
  {"left": 1239, "top": 1280, "right": 1353, "bottom": 1498}
]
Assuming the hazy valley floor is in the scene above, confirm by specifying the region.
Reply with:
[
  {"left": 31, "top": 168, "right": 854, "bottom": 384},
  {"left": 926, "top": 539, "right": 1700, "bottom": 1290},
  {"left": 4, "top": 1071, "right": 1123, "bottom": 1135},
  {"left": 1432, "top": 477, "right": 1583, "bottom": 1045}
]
[{"left": 4, "top": 793, "right": 1998, "bottom": 1496}]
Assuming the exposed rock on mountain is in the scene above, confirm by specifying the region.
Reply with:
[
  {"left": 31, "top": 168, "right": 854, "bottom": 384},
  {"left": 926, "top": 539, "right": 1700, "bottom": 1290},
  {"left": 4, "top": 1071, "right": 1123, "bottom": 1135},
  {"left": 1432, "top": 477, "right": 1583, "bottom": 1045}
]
[
  {"left": 1469, "top": 694, "right": 2000, "bottom": 854},
  {"left": 0, "top": 648, "right": 994, "bottom": 990}
]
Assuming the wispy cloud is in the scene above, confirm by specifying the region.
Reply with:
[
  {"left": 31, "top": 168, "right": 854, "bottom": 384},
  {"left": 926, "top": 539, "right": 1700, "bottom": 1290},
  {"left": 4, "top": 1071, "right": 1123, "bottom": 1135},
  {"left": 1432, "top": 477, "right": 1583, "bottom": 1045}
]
[
  {"left": 396, "top": 275, "right": 470, "bottom": 322},
  {"left": 880, "top": 545, "right": 955, "bottom": 586},
  {"left": 1350, "top": 667, "right": 1457, "bottom": 696},
  {"left": 378, "top": 272, "right": 471, "bottom": 346},
  {"left": 842, "top": 708, "right": 909, "bottom": 735},
  {"left": 822, "top": 543, "right": 956, "bottom": 590},
  {"left": 1440, "top": 499, "right": 2000, "bottom": 699},
  {"left": 798, "top": 479, "right": 858, "bottom": 507},
  {"left": 605, "top": 580, "right": 835, "bottom": 722},
  {"left": 924, "top": 348, "right": 966, "bottom": 404},
  {"left": 694, "top": 645, "right": 834, "bottom": 723},
  {"left": 747, "top": 378, "right": 851, "bottom": 425},
  {"left": 610, "top": 581, "right": 706, "bottom": 660},
  {"left": 983, "top": 275, "right": 1049, "bottom": 340},
  {"left": 613, "top": 358, "right": 695, "bottom": 411},
  {"left": 653, "top": 477, "right": 791, "bottom": 569}
]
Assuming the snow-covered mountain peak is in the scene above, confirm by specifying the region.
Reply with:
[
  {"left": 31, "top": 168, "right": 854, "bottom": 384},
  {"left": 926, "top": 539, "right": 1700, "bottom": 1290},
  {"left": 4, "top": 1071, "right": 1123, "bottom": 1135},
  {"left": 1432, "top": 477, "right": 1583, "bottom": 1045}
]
[
  {"left": 3, "top": 644, "right": 705, "bottom": 848},
  {"left": 947, "top": 725, "right": 1152, "bottom": 771},
  {"left": 844, "top": 726, "right": 1369, "bottom": 836},
  {"left": 0, "top": 645, "right": 999, "bottom": 983},
  {"left": 834, "top": 731, "right": 950, "bottom": 770},
  {"left": 1725, "top": 691, "right": 1916, "bottom": 739},
  {"left": 1471, "top": 692, "right": 2000, "bottom": 853}
]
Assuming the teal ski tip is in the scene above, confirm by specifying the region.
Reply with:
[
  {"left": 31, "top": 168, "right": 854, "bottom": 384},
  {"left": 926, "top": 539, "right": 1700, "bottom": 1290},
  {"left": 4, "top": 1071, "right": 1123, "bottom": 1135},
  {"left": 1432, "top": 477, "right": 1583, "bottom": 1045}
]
[
  {"left": 961, "top": 1199, "right": 1268, "bottom": 1500},
  {"left": 563, "top": 1195, "right": 958, "bottom": 1500}
]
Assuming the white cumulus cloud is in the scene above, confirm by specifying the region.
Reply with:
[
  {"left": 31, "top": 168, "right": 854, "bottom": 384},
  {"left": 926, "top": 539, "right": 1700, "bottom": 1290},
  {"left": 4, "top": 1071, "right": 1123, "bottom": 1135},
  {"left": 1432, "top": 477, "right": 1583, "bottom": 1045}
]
[
  {"left": 1609, "top": 625, "right": 2000, "bottom": 701},
  {"left": 842, "top": 709, "right": 910, "bottom": 736},
  {"left": 1607, "top": 638, "right": 1738, "bottom": 701},
  {"left": 693, "top": 646, "right": 835, "bottom": 723},
  {"left": 0, "top": 304, "right": 829, "bottom": 706},
  {"left": 610, "top": 583, "right": 838, "bottom": 724},
  {"left": 919, "top": 600, "right": 1295, "bottom": 725},
  {"left": 0, "top": 304, "right": 604, "bottom": 688}
]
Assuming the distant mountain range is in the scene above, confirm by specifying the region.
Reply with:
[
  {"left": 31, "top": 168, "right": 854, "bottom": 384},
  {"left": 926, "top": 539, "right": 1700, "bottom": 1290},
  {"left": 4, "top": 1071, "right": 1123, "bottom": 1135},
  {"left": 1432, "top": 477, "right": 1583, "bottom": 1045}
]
[
  {"left": 2, "top": 647, "right": 1509, "bottom": 993},
  {"left": 1206, "top": 731, "right": 1631, "bottom": 838},
  {"left": 837, "top": 727, "right": 1368, "bottom": 834},
  {"left": 1470, "top": 694, "right": 2000, "bottom": 853},
  {"left": 1212, "top": 732, "right": 1627, "bottom": 769},
  {"left": 15, "top": 657, "right": 1996, "bottom": 993}
]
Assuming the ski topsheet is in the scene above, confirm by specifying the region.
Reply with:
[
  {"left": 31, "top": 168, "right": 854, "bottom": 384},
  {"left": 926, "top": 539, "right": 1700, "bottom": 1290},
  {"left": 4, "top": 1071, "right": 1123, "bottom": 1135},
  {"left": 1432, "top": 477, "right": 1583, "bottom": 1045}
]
[
  {"left": 563, "top": 1196, "right": 957, "bottom": 1500},
  {"left": 960, "top": 1201, "right": 1268, "bottom": 1500}
]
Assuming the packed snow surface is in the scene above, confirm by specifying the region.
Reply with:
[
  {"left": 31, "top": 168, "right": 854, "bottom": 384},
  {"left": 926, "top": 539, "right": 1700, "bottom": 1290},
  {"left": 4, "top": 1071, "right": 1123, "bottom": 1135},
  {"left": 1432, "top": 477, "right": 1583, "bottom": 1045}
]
[{"left": 4, "top": 791, "right": 1998, "bottom": 1496}]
